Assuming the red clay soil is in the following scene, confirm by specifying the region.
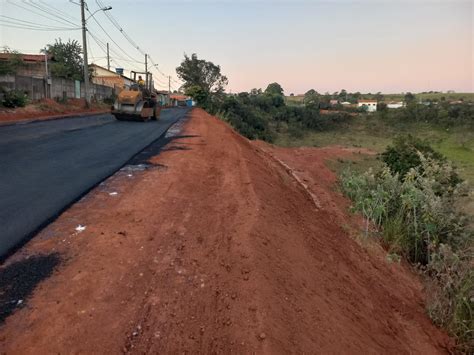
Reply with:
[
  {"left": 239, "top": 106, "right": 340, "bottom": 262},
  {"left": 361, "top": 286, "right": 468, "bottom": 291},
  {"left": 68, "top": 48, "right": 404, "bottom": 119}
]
[
  {"left": 0, "top": 108, "right": 452, "bottom": 353},
  {"left": 0, "top": 98, "right": 110, "bottom": 123}
]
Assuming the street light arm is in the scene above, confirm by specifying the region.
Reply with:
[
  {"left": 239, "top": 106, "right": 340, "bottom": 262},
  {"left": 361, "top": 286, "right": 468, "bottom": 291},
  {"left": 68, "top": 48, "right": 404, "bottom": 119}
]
[{"left": 85, "top": 6, "right": 112, "bottom": 21}]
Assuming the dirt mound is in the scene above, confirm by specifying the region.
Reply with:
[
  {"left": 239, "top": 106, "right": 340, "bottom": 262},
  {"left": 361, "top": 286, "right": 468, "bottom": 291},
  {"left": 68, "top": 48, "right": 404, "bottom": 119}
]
[
  {"left": 0, "top": 108, "right": 451, "bottom": 353},
  {"left": 0, "top": 98, "right": 109, "bottom": 123}
]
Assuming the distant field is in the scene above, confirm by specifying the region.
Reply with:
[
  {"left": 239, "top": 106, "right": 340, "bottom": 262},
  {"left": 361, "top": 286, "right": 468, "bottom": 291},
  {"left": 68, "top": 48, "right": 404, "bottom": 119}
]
[{"left": 285, "top": 92, "right": 474, "bottom": 103}]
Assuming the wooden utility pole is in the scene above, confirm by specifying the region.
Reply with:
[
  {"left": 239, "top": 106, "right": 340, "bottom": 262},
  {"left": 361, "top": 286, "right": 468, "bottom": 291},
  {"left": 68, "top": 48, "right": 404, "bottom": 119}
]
[
  {"left": 168, "top": 76, "right": 171, "bottom": 94},
  {"left": 80, "top": 0, "right": 90, "bottom": 106},
  {"left": 106, "top": 43, "right": 110, "bottom": 71}
]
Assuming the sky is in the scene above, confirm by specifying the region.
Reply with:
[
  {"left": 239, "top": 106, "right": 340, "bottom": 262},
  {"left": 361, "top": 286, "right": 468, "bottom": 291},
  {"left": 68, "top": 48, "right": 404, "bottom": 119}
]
[{"left": 0, "top": 0, "right": 472, "bottom": 94}]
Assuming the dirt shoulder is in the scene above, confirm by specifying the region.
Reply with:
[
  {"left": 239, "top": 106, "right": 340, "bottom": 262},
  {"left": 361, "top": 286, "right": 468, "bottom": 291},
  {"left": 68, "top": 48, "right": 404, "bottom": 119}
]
[
  {"left": 0, "top": 108, "right": 451, "bottom": 353},
  {"left": 0, "top": 98, "right": 110, "bottom": 124}
]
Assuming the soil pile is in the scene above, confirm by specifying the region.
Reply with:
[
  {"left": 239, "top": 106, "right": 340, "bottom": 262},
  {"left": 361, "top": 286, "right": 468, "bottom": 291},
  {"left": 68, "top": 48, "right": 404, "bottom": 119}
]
[{"left": 0, "top": 108, "right": 451, "bottom": 353}]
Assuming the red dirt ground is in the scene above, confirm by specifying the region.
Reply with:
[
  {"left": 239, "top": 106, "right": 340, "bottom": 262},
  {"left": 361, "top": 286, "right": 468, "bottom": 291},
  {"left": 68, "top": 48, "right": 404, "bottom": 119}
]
[
  {"left": 0, "top": 98, "right": 110, "bottom": 124},
  {"left": 0, "top": 108, "right": 452, "bottom": 353}
]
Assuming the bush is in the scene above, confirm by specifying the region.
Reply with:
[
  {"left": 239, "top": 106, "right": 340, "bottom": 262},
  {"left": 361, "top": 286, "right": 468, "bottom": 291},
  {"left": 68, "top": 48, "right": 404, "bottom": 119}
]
[
  {"left": 342, "top": 156, "right": 467, "bottom": 264},
  {"left": 381, "top": 135, "right": 463, "bottom": 195},
  {"left": 426, "top": 244, "right": 473, "bottom": 351},
  {"left": 2, "top": 89, "right": 28, "bottom": 108},
  {"left": 341, "top": 145, "right": 472, "bottom": 349},
  {"left": 381, "top": 135, "right": 444, "bottom": 178}
]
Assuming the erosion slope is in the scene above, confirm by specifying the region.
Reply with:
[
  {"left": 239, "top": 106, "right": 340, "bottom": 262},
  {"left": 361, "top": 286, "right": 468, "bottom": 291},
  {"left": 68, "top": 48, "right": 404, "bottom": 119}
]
[{"left": 0, "top": 108, "right": 450, "bottom": 353}]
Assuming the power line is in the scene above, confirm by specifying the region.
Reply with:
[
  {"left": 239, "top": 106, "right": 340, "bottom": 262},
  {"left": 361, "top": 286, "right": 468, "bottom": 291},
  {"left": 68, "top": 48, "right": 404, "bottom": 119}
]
[
  {"left": 38, "top": 0, "right": 80, "bottom": 23},
  {"left": 86, "top": 7, "right": 142, "bottom": 64},
  {"left": 0, "top": 22, "right": 79, "bottom": 31},
  {"left": 6, "top": 0, "right": 79, "bottom": 28},
  {"left": 23, "top": 0, "right": 79, "bottom": 26},
  {"left": 93, "top": 0, "right": 181, "bottom": 85}
]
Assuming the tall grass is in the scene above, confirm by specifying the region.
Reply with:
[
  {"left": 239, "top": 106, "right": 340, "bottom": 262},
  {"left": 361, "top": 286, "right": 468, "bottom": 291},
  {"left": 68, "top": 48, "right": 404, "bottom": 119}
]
[{"left": 341, "top": 155, "right": 473, "bottom": 349}]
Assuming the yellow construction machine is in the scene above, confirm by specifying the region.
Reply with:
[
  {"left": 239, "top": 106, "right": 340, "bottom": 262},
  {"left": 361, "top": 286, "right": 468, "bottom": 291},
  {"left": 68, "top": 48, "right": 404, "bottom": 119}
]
[{"left": 112, "top": 71, "right": 161, "bottom": 122}]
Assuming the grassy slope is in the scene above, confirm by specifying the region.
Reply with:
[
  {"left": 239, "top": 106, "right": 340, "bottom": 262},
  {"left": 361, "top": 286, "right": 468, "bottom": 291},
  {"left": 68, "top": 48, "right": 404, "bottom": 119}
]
[{"left": 274, "top": 116, "right": 474, "bottom": 219}]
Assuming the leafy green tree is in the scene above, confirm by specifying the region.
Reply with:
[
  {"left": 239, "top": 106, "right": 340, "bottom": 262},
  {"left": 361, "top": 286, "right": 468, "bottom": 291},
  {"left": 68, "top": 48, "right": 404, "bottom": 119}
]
[
  {"left": 304, "top": 89, "right": 319, "bottom": 107},
  {"left": 374, "top": 92, "right": 384, "bottom": 101},
  {"left": 46, "top": 39, "right": 83, "bottom": 81},
  {"left": 338, "top": 89, "right": 347, "bottom": 101},
  {"left": 176, "top": 53, "right": 228, "bottom": 106},
  {"left": 185, "top": 85, "right": 208, "bottom": 104},
  {"left": 404, "top": 92, "right": 416, "bottom": 104},
  {"left": 0, "top": 49, "right": 24, "bottom": 75},
  {"left": 264, "top": 82, "right": 284, "bottom": 96},
  {"left": 381, "top": 135, "right": 455, "bottom": 184}
]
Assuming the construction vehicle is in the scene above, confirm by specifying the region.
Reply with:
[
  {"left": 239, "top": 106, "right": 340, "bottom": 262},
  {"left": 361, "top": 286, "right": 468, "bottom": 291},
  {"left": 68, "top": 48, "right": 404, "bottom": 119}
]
[{"left": 112, "top": 71, "right": 161, "bottom": 122}]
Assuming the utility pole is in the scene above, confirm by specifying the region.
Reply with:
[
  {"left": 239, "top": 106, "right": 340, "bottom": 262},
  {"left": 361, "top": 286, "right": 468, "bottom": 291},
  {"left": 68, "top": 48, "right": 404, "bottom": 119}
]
[
  {"left": 144, "top": 53, "right": 148, "bottom": 90},
  {"left": 106, "top": 43, "right": 110, "bottom": 71},
  {"left": 44, "top": 47, "right": 50, "bottom": 99},
  {"left": 80, "top": 0, "right": 90, "bottom": 106},
  {"left": 168, "top": 76, "right": 171, "bottom": 94}
]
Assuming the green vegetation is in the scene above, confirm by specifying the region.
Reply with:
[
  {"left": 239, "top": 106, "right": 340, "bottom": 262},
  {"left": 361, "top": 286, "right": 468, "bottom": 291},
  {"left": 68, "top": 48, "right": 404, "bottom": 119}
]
[
  {"left": 277, "top": 91, "right": 474, "bottom": 351},
  {"left": 45, "top": 39, "right": 84, "bottom": 81},
  {"left": 340, "top": 138, "right": 473, "bottom": 350},
  {"left": 214, "top": 86, "right": 352, "bottom": 142},
  {"left": 0, "top": 49, "right": 24, "bottom": 76},
  {"left": 176, "top": 53, "right": 228, "bottom": 109},
  {"left": 1, "top": 89, "right": 28, "bottom": 108},
  {"left": 286, "top": 91, "right": 474, "bottom": 105}
]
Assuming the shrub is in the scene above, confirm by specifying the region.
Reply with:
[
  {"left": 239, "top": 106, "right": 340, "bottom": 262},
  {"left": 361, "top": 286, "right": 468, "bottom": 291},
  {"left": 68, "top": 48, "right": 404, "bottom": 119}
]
[
  {"left": 342, "top": 156, "right": 467, "bottom": 264},
  {"left": 341, "top": 147, "right": 472, "bottom": 349},
  {"left": 381, "top": 135, "right": 444, "bottom": 178},
  {"left": 2, "top": 89, "right": 28, "bottom": 108},
  {"left": 426, "top": 244, "right": 473, "bottom": 351}
]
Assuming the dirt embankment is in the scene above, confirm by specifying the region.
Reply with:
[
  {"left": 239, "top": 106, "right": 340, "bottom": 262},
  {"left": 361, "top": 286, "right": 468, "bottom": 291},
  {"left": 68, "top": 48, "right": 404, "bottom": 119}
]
[
  {"left": 0, "top": 98, "right": 110, "bottom": 124},
  {"left": 0, "top": 108, "right": 451, "bottom": 353}
]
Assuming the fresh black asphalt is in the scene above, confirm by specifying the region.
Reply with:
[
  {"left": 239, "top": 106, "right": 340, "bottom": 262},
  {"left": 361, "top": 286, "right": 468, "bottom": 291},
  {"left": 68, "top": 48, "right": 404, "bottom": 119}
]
[{"left": 0, "top": 108, "right": 190, "bottom": 259}]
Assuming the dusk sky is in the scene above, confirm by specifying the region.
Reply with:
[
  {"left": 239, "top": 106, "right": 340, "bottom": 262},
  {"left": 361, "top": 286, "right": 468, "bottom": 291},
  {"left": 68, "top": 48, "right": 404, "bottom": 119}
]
[{"left": 0, "top": 0, "right": 472, "bottom": 94}]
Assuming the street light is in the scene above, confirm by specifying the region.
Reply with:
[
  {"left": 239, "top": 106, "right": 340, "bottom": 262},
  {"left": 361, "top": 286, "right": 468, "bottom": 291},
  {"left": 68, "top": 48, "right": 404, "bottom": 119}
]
[
  {"left": 81, "top": 2, "right": 112, "bottom": 106},
  {"left": 86, "top": 6, "right": 112, "bottom": 21}
]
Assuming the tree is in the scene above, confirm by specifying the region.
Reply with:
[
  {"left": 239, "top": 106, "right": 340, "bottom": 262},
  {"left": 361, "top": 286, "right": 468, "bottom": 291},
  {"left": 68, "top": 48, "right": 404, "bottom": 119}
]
[
  {"left": 374, "top": 92, "right": 384, "bottom": 101},
  {"left": 264, "top": 82, "right": 284, "bottom": 96},
  {"left": 0, "top": 49, "right": 24, "bottom": 75},
  {"left": 404, "top": 92, "right": 416, "bottom": 104},
  {"left": 176, "top": 53, "right": 228, "bottom": 105},
  {"left": 46, "top": 39, "right": 83, "bottom": 81},
  {"left": 304, "top": 89, "right": 319, "bottom": 107},
  {"left": 338, "top": 89, "right": 347, "bottom": 101}
]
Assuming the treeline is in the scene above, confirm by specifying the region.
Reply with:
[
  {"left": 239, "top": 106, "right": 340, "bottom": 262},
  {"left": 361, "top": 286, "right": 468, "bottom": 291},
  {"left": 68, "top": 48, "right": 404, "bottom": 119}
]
[
  {"left": 377, "top": 98, "right": 474, "bottom": 127},
  {"left": 210, "top": 83, "right": 352, "bottom": 142}
]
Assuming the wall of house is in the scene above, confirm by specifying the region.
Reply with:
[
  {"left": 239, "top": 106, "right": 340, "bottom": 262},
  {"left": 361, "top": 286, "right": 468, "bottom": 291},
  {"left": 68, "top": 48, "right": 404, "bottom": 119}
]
[
  {"left": 358, "top": 102, "right": 377, "bottom": 112},
  {"left": 0, "top": 74, "right": 113, "bottom": 102}
]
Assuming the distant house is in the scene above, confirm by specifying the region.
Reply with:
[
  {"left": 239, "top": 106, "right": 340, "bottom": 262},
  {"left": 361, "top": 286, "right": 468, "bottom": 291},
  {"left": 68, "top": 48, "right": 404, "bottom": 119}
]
[
  {"left": 170, "top": 94, "right": 189, "bottom": 106},
  {"left": 386, "top": 101, "right": 404, "bottom": 109},
  {"left": 0, "top": 52, "right": 51, "bottom": 79},
  {"left": 90, "top": 64, "right": 133, "bottom": 91},
  {"left": 329, "top": 99, "right": 339, "bottom": 106},
  {"left": 358, "top": 99, "right": 377, "bottom": 112},
  {"left": 155, "top": 90, "right": 170, "bottom": 106}
]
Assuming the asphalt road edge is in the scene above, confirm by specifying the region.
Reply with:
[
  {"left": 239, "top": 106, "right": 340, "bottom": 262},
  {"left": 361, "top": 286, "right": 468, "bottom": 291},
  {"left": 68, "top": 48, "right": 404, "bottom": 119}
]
[
  {"left": 0, "top": 110, "right": 111, "bottom": 128},
  {"left": 0, "top": 109, "right": 192, "bottom": 263}
]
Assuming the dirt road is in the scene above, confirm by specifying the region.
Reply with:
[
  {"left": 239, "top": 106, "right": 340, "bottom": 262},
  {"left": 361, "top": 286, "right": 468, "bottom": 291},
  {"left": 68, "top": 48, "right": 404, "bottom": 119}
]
[{"left": 0, "top": 108, "right": 451, "bottom": 353}]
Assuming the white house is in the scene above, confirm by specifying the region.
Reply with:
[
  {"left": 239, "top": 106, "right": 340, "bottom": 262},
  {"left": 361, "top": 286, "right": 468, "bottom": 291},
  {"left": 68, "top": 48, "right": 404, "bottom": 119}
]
[
  {"left": 357, "top": 99, "right": 377, "bottom": 112},
  {"left": 387, "top": 101, "right": 404, "bottom": 109}
]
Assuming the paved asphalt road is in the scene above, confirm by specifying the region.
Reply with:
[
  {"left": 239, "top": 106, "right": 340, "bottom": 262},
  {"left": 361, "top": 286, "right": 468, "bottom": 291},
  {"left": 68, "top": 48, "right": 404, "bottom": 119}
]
[{"left": 0, "top": 108, "right": 190, "bottom": 259}]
